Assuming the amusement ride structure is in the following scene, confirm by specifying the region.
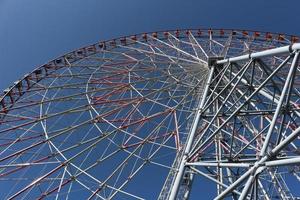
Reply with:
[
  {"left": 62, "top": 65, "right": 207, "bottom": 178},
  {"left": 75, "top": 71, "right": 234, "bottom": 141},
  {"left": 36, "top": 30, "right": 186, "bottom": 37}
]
[{"left": 0, "top": 29, "right": 300, "bottom": 199}]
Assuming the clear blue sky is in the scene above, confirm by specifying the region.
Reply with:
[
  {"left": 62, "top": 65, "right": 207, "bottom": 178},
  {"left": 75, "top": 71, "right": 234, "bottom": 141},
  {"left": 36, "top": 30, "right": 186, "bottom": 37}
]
[
  {"left": 0, "top": 0, "right": 300, "bottom": 91},
  {"left": 0, "top": 0, "right": 300, "bottom": 199}
]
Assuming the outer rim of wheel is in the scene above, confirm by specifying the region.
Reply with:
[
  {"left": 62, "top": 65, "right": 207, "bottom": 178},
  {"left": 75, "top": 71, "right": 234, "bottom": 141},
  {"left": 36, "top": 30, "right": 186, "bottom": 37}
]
[{"left": 1, "top": 28, "right": 299, "bottom": 112}]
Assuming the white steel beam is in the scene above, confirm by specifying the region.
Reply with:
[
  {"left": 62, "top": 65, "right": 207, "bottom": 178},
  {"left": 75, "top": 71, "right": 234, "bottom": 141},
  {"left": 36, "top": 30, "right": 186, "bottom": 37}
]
[
  {"left": 265, "top": 157, "right": 300, "bottom": 167},
  {"left": 217, "top": 43, "right": 300, "bottom": 64},
  {"left": 214, "top": 126, "right": 300, "bottom": 200},
  {"left": 168, "top": 65, "right": 215, "bottom": 200}
]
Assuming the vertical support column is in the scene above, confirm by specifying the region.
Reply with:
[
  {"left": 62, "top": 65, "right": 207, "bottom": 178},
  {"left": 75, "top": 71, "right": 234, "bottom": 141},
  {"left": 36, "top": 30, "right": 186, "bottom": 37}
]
[{"left": 168, "top": 59, "right": 217, "bottom": 200}]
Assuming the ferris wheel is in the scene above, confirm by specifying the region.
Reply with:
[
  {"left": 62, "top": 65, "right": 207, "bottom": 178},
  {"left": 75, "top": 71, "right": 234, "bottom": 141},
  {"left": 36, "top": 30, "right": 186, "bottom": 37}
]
[{"left": 0, "top": 29, "right": 300, "bottom": 200}]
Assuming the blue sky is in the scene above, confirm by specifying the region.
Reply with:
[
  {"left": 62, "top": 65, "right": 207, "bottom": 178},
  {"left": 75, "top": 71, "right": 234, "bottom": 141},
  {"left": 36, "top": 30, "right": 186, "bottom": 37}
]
[{"left": 0, "top": 0, "right": 300, "bottom": 91}]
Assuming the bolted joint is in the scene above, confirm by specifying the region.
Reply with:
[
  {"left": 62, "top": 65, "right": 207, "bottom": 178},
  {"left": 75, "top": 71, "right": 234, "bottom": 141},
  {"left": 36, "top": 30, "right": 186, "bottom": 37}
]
[{"left": 207, "top": 56, "right": 224, "bottom": 68}]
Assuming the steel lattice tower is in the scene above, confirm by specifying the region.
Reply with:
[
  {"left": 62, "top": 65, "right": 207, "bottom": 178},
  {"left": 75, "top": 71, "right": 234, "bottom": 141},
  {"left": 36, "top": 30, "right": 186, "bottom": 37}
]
[{"left": 0, "top": 29, "right": 300, "bottom": 199}]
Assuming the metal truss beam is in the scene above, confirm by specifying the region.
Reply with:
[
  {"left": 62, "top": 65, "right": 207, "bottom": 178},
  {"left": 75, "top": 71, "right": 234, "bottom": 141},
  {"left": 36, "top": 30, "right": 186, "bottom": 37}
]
[
  {"left": 168, "top": 43, "right": 300, "bottom": 200},
  {"left": 217, "top": 43, "right": 300, "bottom": 64}
]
